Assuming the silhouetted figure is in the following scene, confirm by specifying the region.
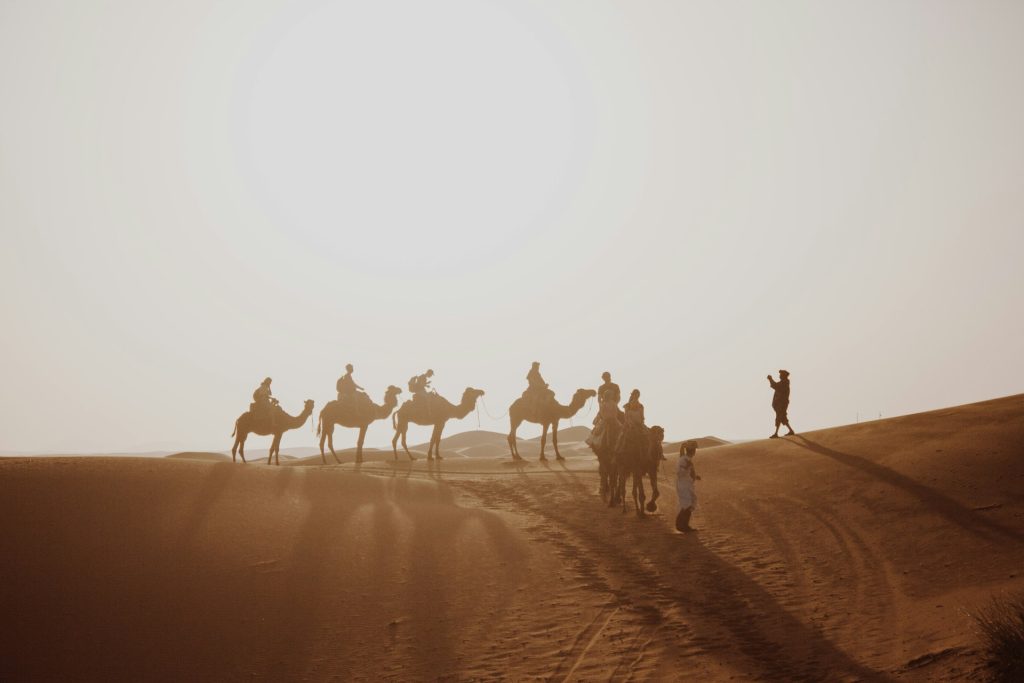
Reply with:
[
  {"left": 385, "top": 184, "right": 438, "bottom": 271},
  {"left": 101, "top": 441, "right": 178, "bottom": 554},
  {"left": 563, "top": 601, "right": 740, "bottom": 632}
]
[
  {"left": 588, "top": 371, "right": 624, "bottom": 452},
  {"left": 767, "top": 370, "right": 795, "bottom": 438},
  {"left": 232, "top": 397, "right": 315, "bottom": 466},
  {"left": 522, "top": 361, "right": 556, "bottom": 412},
  {"left": 617, "top": 424, "right": 665, "bottom": 517},
  {"left": 252, "top": 377, "right": 278, "bottom": 426},
  {"left": 392, "top": 387, "right": 485, "bottom": 461},
  {"left": 597, "top": 371, "right": 621, "bottom": 406},
  {"left": 624, "top": 389, "right": 645, "bottom": 427},
  {"left": 336, "top": 363, "right": 364, "bottom": 400},
  {"left": 409, "top": 369, "right": 434, "bottom": 402},
  {"left": 675, "top": 440, "right": 700, "bottom": 532},
  {"left": 508, "top": 387, "right": 596, "bottom": 461},
  {"left": 318, "top": 385, "right": 402, "bottom": 464}
]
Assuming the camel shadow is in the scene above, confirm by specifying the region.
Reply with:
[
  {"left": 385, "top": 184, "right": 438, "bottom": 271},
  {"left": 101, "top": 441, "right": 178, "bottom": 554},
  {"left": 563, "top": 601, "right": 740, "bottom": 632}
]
[
  {"left": 510, "top": 470, "right": 890, "bottom": 681},
  {"left": 789, "top": 435, "right": 1024, "bottom": 544}
]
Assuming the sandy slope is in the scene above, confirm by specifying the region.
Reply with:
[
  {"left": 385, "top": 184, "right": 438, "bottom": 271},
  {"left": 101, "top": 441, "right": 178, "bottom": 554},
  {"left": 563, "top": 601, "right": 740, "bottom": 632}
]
[{"left": 2, "top": 395, "right": 1022, "bottom": 680}]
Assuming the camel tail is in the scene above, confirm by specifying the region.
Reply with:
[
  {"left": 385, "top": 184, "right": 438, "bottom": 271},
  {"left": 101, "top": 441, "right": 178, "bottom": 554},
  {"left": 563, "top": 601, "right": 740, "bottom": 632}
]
[
  {"left": 231, "top": 420, "right": 237, "bottom": 438},
  {"left": 316, "top": 414, "right": 321, "bottom": 437},
  {"left": 392, "top": 411, "right": 398, "bottom": 429}
]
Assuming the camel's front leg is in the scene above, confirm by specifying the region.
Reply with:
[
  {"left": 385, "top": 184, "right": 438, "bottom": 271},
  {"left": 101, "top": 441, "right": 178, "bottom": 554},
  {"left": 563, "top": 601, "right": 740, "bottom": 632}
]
[
  {"left": 232, "top": 433, "right": 247, "bottom": 464},
  {"left": 539, "top": 424, "right": 549, "bottom": 461},
  {"left": 269, "top": 434, "right": 282, "bottom": 466},
  {"left": 402, "top": 427, "right": 415, "bottom": 461},
  {"left": 552, "top": 420, "right": 563, "bottom": 461},
  {"left": 356, "top": 426, "right": 367, "bottom": 464},
  {"left": 319, "top": 426, "right": 329, "bottom": 464},
  {"left": 647, "top": 467, "right": 660, "bottom": 512}
]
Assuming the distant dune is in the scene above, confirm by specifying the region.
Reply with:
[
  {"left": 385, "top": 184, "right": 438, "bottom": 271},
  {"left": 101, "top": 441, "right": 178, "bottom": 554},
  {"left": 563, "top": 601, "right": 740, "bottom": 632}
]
[
  {"left": 3, "top": 394, "right": 1023, "bottom": 679},
  {"left": 165, "top": 451, "right": 231, "bottom": 462}
]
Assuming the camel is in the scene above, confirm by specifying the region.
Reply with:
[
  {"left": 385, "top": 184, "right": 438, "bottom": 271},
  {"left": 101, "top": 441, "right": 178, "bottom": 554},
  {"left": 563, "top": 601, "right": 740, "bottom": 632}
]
[
  {"left": 507, "top": 388, "right": 596, "bottom": 461},
  {"left": 231, "top": 399, "right": 315, "bottom": 466},
  {"left": 619, "top": 425, "right": 665, "bottom": 517},
  {"left": 589, "top": 416, "right": 623, "bottom": 503},
  {"left": 317, "top": 386, "right": 402, "bottom": 464},
  {"left": 391, "top": 388, "right": 485, "bottom": 461}
]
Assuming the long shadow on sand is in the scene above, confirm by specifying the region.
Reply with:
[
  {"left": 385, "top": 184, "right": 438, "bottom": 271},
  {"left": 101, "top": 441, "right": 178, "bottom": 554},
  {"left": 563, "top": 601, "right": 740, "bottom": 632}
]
[
  {"left": 790, "top": 435, "right": 1024, "bottom": 544},
  {"left": 260, "top": 467, "right": 527, "bottom": 680},
  {"left": 507, "top": 470, "right": 891, "bottom": 681}
]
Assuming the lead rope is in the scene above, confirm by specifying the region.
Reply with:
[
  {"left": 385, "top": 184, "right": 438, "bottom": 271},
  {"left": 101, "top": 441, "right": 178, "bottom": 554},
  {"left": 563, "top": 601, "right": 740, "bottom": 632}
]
[
  {"left": 571, "top": 396, "right": 596, "bottom": 429},
  {"left": 479, "top": 396, "right": 508, "bottom": 421}
]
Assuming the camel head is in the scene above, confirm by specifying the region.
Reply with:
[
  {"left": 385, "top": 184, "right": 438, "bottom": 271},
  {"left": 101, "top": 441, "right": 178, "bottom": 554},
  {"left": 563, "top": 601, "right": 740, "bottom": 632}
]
[
  {"left": 650, "top": 425, "right": 665, "bottom": 442},
  {"left": 462, "top": 387, "right": 485, "bottom": 404},
  {"left": 385, "top": 385, "right": 403, "bottom": 398},
  {"left": 303, "top": 399, "right": 315, "bottom": 414},
  {"left": 573, "top": 388, "right": 598, "bottom": 404}
]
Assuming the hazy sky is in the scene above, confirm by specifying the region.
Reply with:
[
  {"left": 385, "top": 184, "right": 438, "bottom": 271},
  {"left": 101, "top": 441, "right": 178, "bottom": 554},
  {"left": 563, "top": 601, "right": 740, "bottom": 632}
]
[{"left": 2, "top": 1, "right": 1023, "bottom": 453}]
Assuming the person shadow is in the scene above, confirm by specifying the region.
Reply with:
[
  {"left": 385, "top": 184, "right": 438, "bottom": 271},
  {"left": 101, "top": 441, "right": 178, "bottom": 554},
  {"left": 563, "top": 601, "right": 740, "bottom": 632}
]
[
  {"left": 509, "top": 469, "right": 891, "bottom": 680},
  {"left": 788, "top": 434, "right": 1024, "bottom": 544}
]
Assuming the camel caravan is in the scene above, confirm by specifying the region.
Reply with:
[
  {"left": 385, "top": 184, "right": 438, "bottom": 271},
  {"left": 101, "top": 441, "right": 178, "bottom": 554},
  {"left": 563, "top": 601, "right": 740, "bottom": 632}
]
[{"left": 229, "top": 363, "right": 679, "bottom": 517}]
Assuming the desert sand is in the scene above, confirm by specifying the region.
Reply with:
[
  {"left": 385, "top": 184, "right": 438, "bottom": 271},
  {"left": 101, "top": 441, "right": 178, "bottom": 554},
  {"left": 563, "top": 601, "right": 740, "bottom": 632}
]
[{"left": 2, "top": 395, "right": 1023, "bottom": 680}]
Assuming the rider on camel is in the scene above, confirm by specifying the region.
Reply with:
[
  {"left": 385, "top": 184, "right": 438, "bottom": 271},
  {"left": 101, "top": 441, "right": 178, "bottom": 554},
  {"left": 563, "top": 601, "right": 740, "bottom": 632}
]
[
  {"left": 523, "top": 362, "right": 555, "bottom": 410},
  {"left": 588, "top": 371, "right": 623, "bottom": 447},
  {"left": 336, "top": 364, "right": 367, "bottom": 404},
  {"left": 623, "top": 389, "right": 645, "bottom": 427},
  {"left": 252, "top": 377, "right": 278, "bottom": 426},
  {"left": 409, "top": 369, "right": 434, "bottom": 403}
]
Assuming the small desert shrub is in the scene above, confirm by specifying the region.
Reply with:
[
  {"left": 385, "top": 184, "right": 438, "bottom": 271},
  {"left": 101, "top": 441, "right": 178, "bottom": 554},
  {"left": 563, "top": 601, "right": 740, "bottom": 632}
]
[{"left": 974, "top": 592, "right": 1024, "bottom": 681}]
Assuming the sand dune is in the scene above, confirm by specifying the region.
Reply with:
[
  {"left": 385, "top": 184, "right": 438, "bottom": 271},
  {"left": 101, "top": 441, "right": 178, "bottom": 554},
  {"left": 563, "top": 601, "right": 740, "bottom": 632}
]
[{"left": 2, "top": 394, "right": 1023, "bottom": 680}]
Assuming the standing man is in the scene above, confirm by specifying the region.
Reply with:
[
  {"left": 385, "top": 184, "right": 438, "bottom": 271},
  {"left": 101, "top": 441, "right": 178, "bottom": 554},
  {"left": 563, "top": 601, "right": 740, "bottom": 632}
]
[
  {"left": 767, "top": 369, "right": 795, "bottom": 438},
  {"left": 675, "top": 440, "right": 700, "bottom": 532}
]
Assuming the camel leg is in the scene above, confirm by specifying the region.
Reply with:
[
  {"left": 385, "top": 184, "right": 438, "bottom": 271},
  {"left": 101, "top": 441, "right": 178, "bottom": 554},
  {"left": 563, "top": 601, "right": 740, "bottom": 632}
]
[
  {"left": 552, "top": 419, "right": 564, "bottom": 461},
  {"left": 269, "top": 434, "right": 282, "bottom": 466},
  {"left": 647, "top": 467, "right": 660, "bottom": 513},
  {"left": 508, "top": 417, "right": 523, "bottom": 460},
  {"left": 401, "top": 426, "right": 415, "bottom": 461},
  {"left": 429, "top": 424, "right": 444, "bottom": 460},
  {"left": 234, "top": 433, "right": 248, "bottom": 464},
  {"left": 356, "top": 426, "right": 367, "bottom": 464},
  {"left": 392, "top": 426, "right": 401, "bottom": 460},
  {"left": 319, "top": 425, "right": 328, "bottom": 464},
  {"left": 539, "top": 424, "right": 548, "bottom": 461},
  {"left": 328, "top": 429, "right": 340, "bottom": 465}
]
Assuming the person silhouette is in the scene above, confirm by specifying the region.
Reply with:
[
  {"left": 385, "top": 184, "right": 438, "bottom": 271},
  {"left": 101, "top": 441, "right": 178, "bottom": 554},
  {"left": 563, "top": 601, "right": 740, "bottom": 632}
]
[
  {"left": 336, "top": 363, "right": 365, "bottom": 402},
  {"left": 767, "top": 370, "right": 796, "bottom": 438},
  {"left": 409, "top": 369, "right": 434, "bottom": 402},
  {"left": 588, "top": 372, "right": 623, "bottom": 448},
  {"left": 624, "top": 389, "right": 645, "bottom": 427},
  {"left": 597, "top": 371, "right": 621, "bottom": 406},
  {"left": 675, "top": 440, "right": 700, "bottom": 532},
  {"left": 524, "top": 362, "right": 554, "bottom": 410},
  {"left": 252, "top": 377, "right": 277, "bottom": 426}
]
